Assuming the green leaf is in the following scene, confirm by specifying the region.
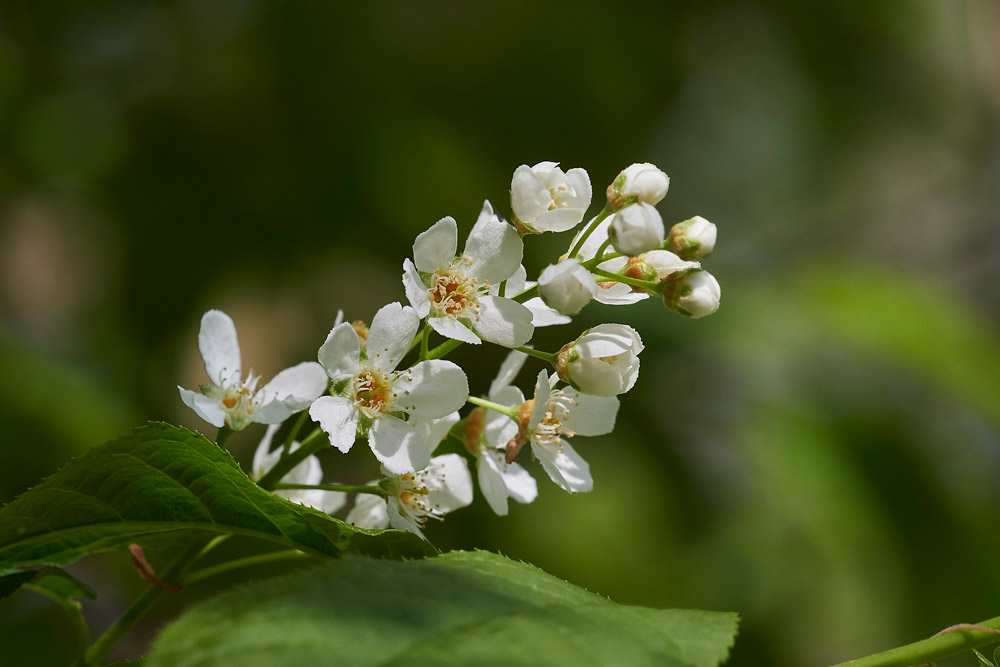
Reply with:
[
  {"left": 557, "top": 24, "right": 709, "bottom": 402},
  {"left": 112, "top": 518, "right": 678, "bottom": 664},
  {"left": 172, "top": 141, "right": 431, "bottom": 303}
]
[
  {"left": 0, "top": 423, "right": 434, "bottom": 575},
  {"left": 974, "top": 649, "right": 996, "bottom": 666},
  {"left": 0, "top": 566, "right": 95, "bottom": 602},
  {"left": 146, "top": 550, "right": 738, "bottom": 667}
]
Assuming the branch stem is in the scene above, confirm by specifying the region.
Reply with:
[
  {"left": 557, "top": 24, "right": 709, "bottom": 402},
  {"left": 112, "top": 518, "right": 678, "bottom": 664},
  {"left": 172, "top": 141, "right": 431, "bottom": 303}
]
[{"left": 829, "top": 617, "right": 1000, "bottom": 667}]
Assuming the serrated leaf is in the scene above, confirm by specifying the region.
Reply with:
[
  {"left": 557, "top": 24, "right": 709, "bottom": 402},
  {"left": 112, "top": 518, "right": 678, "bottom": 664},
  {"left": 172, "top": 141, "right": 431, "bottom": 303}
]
[
  {"left": 146, "top": 550, "right": 738, "bottom": 667},
  {"left": 0, "top": 423, "right": 434, "bottom": 575}
]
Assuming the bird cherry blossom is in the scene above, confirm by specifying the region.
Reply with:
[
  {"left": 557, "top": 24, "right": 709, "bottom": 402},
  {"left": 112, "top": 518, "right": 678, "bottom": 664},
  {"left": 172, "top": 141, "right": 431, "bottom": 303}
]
[
  {"left": 178, "top": 310, "right": 328, "bottom": 431},
  {"left": 505, "top": 370, "right": 619, "bottom": 493},
  {"left": 556, "top": 324, "right": 643, "bottom": 397},
  {"left": 537, "top": 258, "right": 599, "bottom": 315},
  {"left": 661, "top": 268, "right": 722, "bottom": 319},
  {"left": 609, "top": 202, "right": 666, "bottom": 257},
  {"left": 607, "top": 162, "right": 670, "bottom": 209},
  {"left": 510, "top": 161, "right": 592, "bottom": 234},
  {"left": 402, "top": 200, "right": 533, "bottom": 347},
  {"left": 309, "top": 302, "right": 469, "bottom": 474},
  {"left": 345, "top": 454, "right": 473, "bottom": 539},
  {"left": 668, "top": 215, "right": 717, "bottom": 261}
]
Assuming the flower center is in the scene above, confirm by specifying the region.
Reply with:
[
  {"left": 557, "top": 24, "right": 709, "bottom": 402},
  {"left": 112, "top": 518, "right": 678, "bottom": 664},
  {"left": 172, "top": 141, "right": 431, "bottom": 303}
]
[
  {"left": 352, "top": 369, "right": 393, "bottom": 419},
  {"left": 397, "top": 470, "right": 445, "bottom": 526},
  {"left": 429, "top": 260, "right": 486, "bottom": 318},
  {"left": 545, "top": 181, "right": 571, "bottom": 210},
  {"left": 210, "top": 372, "right": 262, "bottom": 430},
  {"left": 531, "top": 392, "right": 577, "bottom": 447}
]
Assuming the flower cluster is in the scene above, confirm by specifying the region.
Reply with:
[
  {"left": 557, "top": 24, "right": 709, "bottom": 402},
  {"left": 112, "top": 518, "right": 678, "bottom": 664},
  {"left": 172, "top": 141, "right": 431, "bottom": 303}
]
[{"left": 179, "top": 161, "right": 721, "bottom": 539}]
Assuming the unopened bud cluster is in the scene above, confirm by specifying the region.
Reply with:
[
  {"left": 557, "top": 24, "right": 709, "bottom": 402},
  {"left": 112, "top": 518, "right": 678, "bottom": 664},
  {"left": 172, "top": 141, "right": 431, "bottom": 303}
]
[{"left": 180, "top": 159, "right": 723, "bottom": 540}]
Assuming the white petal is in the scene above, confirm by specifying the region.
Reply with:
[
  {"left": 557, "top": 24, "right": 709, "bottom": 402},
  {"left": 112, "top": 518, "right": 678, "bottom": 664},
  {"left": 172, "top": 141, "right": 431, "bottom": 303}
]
[
  {"left": 346, "top": 493, "right": 390, "bottom": 530},
  {"left": 532, "top": 207, "right": 588, "bottom": 234},
  {"left": 528, "top": 371, "right": 550, "bottom": 429},
  {"left": 411, "top": 412, "right": 460, "bottom": 456},
  {"left": 533, "top": 439, "right": 593, "bottom": 493},
  {"left": 413, "top": 217, "right": 458, "bottom": 272},
  {"left": 563, "top": 167, "right": 593, "bottom": 210},
  {"left": 488, "top": 349, "right": 528, "bottom": 396},
  {"left": 386, "top": 497, "right": 426, "bottom": 538},
  {"left": 474, "top": 296, "right": 534, "bottom": 347},
  {"left": 465, "top": 200, "right": 523, "bottom": 284},
  {"left": 524, "top": 297, "right": 571, "bottom": 327},
  {"left": 367, "top": 302, "right": 418, "bottom": 373},
  {"left": 594, "top": 282, "right": 648, "bottom": 306},
  {"left": 503, "top": 461, "right": 538, "bottom": 504},
  {"left": 393, "top": 359, "right": 469, "bottom": 418},
  {"left": 312, "top": 489, "right": 347, "bottom": 515},
  {"left": 253, "top": 362, "right": 329, "bottom": 424},
  {"left": 428, "top": 315, "right": 481, "bottom": 344},
  {"left": 483, "top": 386, "right": 522, "bottom": 447},
  {"left": 252, "top": 424, "right": 282, "bottom": 478},
  {"left": 569, "top": 360, "right": 625, "bottom": 396},
  {"left": 574, "top": 216, "right": 612, "bottom": 261},
  {"left": 562, "top": 393, "right": 619, "bottom": 436},
  {"left": 478, "top": 449, "right": 511, "bottom": 516},
  {"left": 308, "top": 396, "right": 359, "bottom": 453},
  {"left": 402, "top": 259, "right": 431, "bottom": 318},
  {"left": 510, "top": 164, "right": 549, "bottom": 223},
  {"left": 644, "top": 250, "right": 698, "bottom": 277},
  {"left": 492, "top": 264, "right": 526, "bottom": 296},
  {"left": 585, "top": 323, "right": 643, "bottom": 353},
  {"left": 178, "top": 386, "right": 226, "bottom": 427},
  {"left": 317, "top": 323, "right": 360, "bottom": 379},
  {"left": 425, "top": 453, "right": 474, "bottom": 511},
  {"left": 369, "top": 416, "right": 432, "bottom": 475},
  {"left": 198, "top": 310, "right": 241, "bottom": 386}
]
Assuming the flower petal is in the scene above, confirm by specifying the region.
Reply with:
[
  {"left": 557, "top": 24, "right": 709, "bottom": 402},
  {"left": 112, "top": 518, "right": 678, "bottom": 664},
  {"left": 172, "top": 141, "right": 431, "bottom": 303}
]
[
  {"left": 465, "top": 200, "right": 523, "bottom": 284},
  {"left": 563, "top": 392, "right": 619, "bottom": 436},
  {"left": 533, "top": 439, "right": 593, "bottom": 493},
  {"left": 524, "top": 297, "right": 571, "bottom": 327},
  {"left": 563, "top": 167, "right": 593, "bottom": 209},
  {"left": 510, "top": 164, "right": 550, "bottom": 223},
  {"left": 402, "top": 259, "right": 431, "bottom": 318},
  {"left": 425, "top": 453, "right": 474, "bottom": 511},
  {"left": 198, "top": 310, "right": 241, "bottom": 386},
  {"left": 308, "top": 395, "right": 359, "bottom": 453},
  {"left": 369, "top": 415, "right": 432, "bottom": 475},
  {"left": 317, "top": 322, "right": 360, "bottom": 379},
  {"left": 474, "top": 296, "right": 534, "bottom": 347},
  {"left": 503, "top": 461, "right": 538, "bottom": 504},
  {"left": 253, "top": 361, "right": 329, "bottom": 424},
  {"left": 411, "top": 412, "right": 460, "bottom": 456},
  {"left": 478, "top": 448, "right": 511, "bottom": 516},
  {"left": 346, "top": 493, "right": 390, "bottom": 530},
  {"left": 252, "top": 424, "right": 281, "bottom": 479},
  {"left": 178, "top": 386, "right": 226, "bottom": 427},
  {"left": 386, "top": 497, "right": 426, "bottom": 538},
  {"left": 428, "top": 316, "right": 481, "bottom": 344},
  {"left": 488, "top": 349, "right": 528, "bottom": 397},
  {"left": 367, "top": 302, "right": 419, "bottom": 373},
  {"left": 528, "top": 371, "right": 550, "bottom": 429},
  {"left": 393, "top": 359, "right": 469, "bottom": 418},
  {"left": 483, "top": 386, "right": 522, "bottom": 447},
  {"left": 413, "top": 216, "right": 458, "bottom": 272}
]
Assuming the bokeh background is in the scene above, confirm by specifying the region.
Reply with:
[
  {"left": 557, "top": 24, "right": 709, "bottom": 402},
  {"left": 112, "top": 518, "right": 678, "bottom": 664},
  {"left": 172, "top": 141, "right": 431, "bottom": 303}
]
[{"left": 2, "top": 1, "right": 999, "bottom": 665}]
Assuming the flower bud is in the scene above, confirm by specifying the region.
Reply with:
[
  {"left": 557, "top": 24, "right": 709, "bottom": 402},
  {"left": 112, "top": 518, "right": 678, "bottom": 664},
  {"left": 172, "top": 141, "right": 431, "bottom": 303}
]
[
  {"left": 660, "top": 268, "right": 721, "bottom": 319},
  {"left": 556, "top": 324, "right": 643, "bottom": 396},
  {"left": 667, "top": 216, "right": 717, "bottom": 261},
  {"left": 537, "top": 259, "right": 598, "bottom": 316},
  {"left": 606, "top": 162, "right": 669, "bottom": 210},
  {"left": 609, "top": 202, "right": 665, "bottom": 256}
]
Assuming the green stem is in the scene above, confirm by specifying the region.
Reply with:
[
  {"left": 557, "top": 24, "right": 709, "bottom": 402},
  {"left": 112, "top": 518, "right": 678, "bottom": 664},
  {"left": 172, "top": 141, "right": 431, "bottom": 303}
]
[
  {"left": 568, "top": 201, "right": 614, "bottom": 259},
  {"left": 419, "top": 324, "right": 431, "bottom": 361},
  {"left": 829, "top": 616, "right": 1000, "bottom": 667},
  {"left": 590, "top": 266, "right": 660, "bottom": 292},
  {"left": 257, "top": 427, "right": 327, "bottom": 491},
  {"left": 498, "top": 279, "right": 507, "bottom": 298},
  {"left": 425, "top": 338, "right": 463, "bottom": 360},
  {"left": 216, "top": 426, "right": 233, "bottom": 448},
  {"left": 581, "top": 250, "right": 623, "bottom": 271},
  {"left": 275, "top": 483, "right": 383, "bottom": 495},
  {"left": 511, "top": 284, "right": 539, "bottom": 304},
  {"left": 282, "top": 410, "right": 309, "bottom": 457},
  {"left": 24, "top": 584, "right": 90, "bottom": 666},
  {"left": 85, "top": 539, "right": 206, "bottom": 666},
  {"left": 467, "top": 395, "right": 518, "bottom": 419},
  {"left": 515, "top": 346, "right": 557, "bottom": 365},
  {"left": 180, "top": 550, "right": 312, "bottom": 587}
]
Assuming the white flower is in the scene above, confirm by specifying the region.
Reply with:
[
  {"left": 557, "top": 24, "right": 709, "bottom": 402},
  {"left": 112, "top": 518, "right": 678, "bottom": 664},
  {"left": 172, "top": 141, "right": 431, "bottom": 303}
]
[
  {"left": 309, "top": 302, "right": 469, "bottom": 474},
  {"left": 608, "top": 162, "right": 670, "bottom": 209},
  {"left": 537, "top": 259, "right": 599, "bottom": 316},
  {"left": 668, "top": 215, "right": 717, "bottom": 261},
  {"left": 508, "top": 370, "right": 619, "bottom": 493},
  {"left": 661, "top": 268, "right": 722, "bottom": 319},
  {"left": 252, "top": 425, "right": 346, "bottom": 514},
  {"left": 609, "top": 202, "right": 665, "bottom": 257},
  {"left": 465, "top": 351, "right": 538, "bottom": 516},
  {"left": 510, "top": 161, "right": 592, "bottom": 234},
  {"left": 571, "top": 217, "right": 699, "bottom": 306},
  {"left": 402, "top": 201, "right": 534, "bottom": 347},
  {"left": 345, "top": 454, "right": 473, "bottom": 539},
  {"left": 178, "top": 310, "right": 328, "bottom": 431},
  {"left": 556, "top": 324, "right": 643, "bottom": 396}
]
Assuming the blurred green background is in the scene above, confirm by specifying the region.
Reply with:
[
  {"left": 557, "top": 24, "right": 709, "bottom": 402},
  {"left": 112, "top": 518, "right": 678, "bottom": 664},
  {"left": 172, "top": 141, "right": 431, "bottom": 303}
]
[{"left": 2, "top": 1, "right": 999, "bottom": 665}]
